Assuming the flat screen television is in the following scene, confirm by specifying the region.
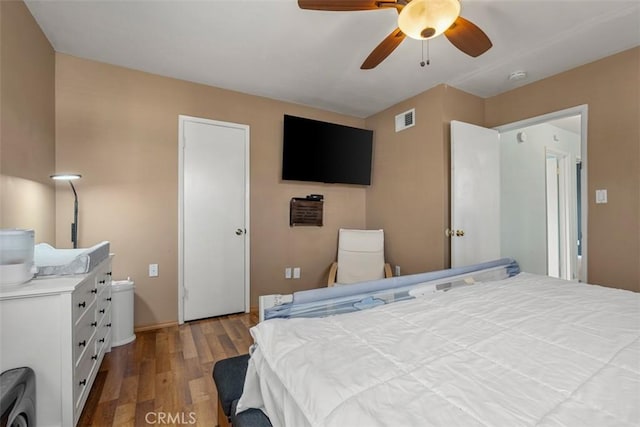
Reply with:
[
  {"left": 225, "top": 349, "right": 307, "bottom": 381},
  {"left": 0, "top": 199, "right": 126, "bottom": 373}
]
[{"left": 282, "top": 115, "right": 373, "bottom": 185}]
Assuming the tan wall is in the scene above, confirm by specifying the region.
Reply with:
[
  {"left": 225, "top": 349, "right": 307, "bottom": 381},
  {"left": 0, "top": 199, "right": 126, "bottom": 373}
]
[
  {"left": 485, "top": 47, "right": 640, "bottom": 292},
  {"left": 55, "top": 54, "right": 366, "bottom": 328},
  {"left": 0, "top": 1, "right": 56, "bottom": 243},
  {"left": 365, "top": 86, "right": 446, "bottom": 275},
  {"left": 364, "top": 85, "right": 484, "bottom": 275}
]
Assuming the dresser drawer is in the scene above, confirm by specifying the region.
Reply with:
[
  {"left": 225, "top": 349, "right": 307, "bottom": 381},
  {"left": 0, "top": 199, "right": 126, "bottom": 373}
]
[
  {"left": 72, "top": 278, "right": 97, "bottom": 324},
  {"left": 96, "top": 320, "right": 112, "bottom": 356},
  {"left": 74, "top": 339, "right": 97, "bottom": 410},
  {"left": 74, "top": 307, "right": 97, "bottom": 364},
  {"left": 96, "top": 287, "right": 112, "bottom": 323},
  {"left": 95, "top": 269, "right": 111, "bottom": 293}
]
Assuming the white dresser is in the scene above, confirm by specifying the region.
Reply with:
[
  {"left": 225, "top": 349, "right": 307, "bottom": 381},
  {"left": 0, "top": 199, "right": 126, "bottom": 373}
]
[{"left": 0, "top": 255, "right": 113, "bottom": 426}]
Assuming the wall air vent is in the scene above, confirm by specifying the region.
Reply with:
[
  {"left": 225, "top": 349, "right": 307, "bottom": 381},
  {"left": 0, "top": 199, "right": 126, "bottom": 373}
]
[{"left": 395, "top": 108, "right": 415, "bottom": 132}]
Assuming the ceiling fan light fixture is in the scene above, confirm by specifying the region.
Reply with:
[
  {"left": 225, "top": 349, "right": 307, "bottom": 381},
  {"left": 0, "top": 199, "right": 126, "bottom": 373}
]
[{"left": 398, "top": 0, "right": 461, "bottom": 40}]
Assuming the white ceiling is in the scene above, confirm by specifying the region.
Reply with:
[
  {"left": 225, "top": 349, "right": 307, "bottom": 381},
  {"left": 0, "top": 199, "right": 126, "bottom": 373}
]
[
  {"left": 549, "top": 115, "right": 581, "bottom": 134},
  {"left": 25, "top": 0, "right": 640, "bottom": 118}
]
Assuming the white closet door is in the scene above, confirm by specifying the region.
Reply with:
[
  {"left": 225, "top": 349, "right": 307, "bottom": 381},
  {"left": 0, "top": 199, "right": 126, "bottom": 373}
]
[{"left": 181, "top": 117, "right": 249, "bottom": 321}]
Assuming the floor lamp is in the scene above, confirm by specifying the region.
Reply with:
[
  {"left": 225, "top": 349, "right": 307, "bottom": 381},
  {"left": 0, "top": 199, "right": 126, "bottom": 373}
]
[{"left": 50, "top": 174, "right": 82, "bottom": 248}]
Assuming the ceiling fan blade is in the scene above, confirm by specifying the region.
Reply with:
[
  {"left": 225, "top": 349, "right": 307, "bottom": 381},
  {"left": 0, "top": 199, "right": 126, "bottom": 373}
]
[
  {"left": 444, "top": 16, "right": 492, "bottom": 57},
  {"left": 361, "top": 28, "right": 406, "bottom": 69},
  {"left": 298, "top": 0, "right": 387, "bottom": 11}
]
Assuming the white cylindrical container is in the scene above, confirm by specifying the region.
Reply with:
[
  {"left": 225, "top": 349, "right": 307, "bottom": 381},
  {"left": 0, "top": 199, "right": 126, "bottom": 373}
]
[
  {"left": 0, "top": 229, "right": 36, "bottom": 287},
  {"left": 111, "top": 279, "right": 136, "bottom": 346}
]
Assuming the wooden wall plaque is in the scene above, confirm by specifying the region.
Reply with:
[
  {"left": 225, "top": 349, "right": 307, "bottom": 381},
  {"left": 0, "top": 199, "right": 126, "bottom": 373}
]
[{"left": 290, "top": 198, "right": 323, "bottom": 226}]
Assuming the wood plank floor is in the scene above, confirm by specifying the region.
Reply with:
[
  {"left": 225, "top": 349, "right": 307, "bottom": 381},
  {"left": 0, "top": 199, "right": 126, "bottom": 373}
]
[{"left": 78, "top": 312, "right": 257, "bottom": 426}]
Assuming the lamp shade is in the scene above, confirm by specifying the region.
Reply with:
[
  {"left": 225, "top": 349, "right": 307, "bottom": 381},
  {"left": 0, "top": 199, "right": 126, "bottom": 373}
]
[
  {"left": 50, "top": 174, "right": 81, "bottom": 181},
  {"left": 50, "top": 173, "right": 81, "bottom": 248},
  {"left": 398, "top": 0, "right": 460, "bottom": 40}
]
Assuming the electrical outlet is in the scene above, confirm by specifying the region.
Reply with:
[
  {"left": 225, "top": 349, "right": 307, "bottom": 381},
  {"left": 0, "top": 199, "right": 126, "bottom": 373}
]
[
  {"left": 285, "top": 267, "right": 292, "bottom": 279},
  {"left": 149, "top": 263, "right": 159, "bottom": 277},
  {"left": 395, "top": 265, "right": 401, "bottom": 276},
  {"left": 293, "top": 267, "right": 301, "bottom": 279}
]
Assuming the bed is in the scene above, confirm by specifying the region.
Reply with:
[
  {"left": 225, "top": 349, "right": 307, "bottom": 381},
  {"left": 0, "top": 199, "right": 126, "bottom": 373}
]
[{"left": 238, "top": 259, "right": 640, "bottom": 427}]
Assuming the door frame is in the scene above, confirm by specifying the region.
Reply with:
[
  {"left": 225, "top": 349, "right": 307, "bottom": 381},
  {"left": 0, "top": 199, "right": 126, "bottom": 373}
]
[
  {"left": 494, "top": 104, "right": 588, "bottom": 282},
  {"left": 177, "top": 115, "right": 251, "bottom": 324},
  {"left": 545, "top": 148, "right": 573, "bottom": 280}
]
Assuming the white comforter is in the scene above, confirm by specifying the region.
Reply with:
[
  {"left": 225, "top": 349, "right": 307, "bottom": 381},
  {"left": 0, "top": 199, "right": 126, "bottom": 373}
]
[{"left": 238, "top": 273, "right": 640, "bottom": 427}]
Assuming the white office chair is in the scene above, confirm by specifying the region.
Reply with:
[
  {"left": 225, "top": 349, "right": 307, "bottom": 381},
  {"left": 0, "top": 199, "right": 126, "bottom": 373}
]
[{"left": 327, "top": 228, "right": 392, "bottom": 286}]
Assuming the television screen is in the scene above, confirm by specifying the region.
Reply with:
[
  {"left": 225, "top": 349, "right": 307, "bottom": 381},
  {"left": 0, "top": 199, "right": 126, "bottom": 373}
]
[{"left": 282, "top": 115, "right": 373, "bottom": 185}]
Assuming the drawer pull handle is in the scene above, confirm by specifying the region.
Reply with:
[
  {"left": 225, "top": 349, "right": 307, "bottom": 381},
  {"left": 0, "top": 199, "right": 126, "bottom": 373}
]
[
  {"left": 107, "top": 272, "right": 112, "bottom": 276},
  {"left": 99, "top": 338, "right": 105, "bottom": 343},
  {"left": 78, "top": 301, "right": 86, "bottom": 308},
  {"left": 91, "top": 354, "right": 98, "bottom": 360},
  {"left": 91, "top": 321, "right": 97, "bottom": 327},
  {"left": 106, "top": 323, "right": 112, "bottom": 327},
  {"left": 99, "top": 309, "right": 105, "bottom": 314},
  {"left": 78, "top": 340, "right": 86, "bottom": 347},
  {"left": 106, "top": 297, "right": 112, "bottom": 301},
  {"left": 99, "top": 280, "right": 106, "bottom": 284},
  {"left": 79, "top": 379, "right": 87, "bottom": 386},
  {"left": 91, "top": 289, "right": 97, "bottom": 294}
]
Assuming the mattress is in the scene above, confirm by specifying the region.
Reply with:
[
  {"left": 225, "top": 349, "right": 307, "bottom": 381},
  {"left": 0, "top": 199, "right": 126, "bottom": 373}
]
[
  {"left": 238, "top": 273, "right": 640, "bottom": 427},
  {"left": 34, "top": 241, "right": 110, "bottom": 276}
]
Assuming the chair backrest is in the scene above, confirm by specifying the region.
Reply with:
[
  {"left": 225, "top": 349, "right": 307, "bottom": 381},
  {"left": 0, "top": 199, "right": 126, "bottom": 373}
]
[{"left": 336, "top": 228, "right": 386, "bottom": 284}]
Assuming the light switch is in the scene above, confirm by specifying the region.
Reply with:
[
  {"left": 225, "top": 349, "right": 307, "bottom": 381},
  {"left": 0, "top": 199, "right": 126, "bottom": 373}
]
[
  {"left": 285, "top": 267, "right": 292, "bottom": 279},
  {"left": 595, "top": 189, "right": 608, "bottom": 204},
  {"left": 293, "top": 267, "right": 301, "bottom": 279}
]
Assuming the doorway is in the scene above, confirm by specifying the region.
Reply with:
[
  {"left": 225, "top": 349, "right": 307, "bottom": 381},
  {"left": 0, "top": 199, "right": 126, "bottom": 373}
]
[
  {"left": 178, "top": 115, "right": 250, "bottom": 323},
  {"left": 496, "top": 105, "right": 587, "bottom": 282}
]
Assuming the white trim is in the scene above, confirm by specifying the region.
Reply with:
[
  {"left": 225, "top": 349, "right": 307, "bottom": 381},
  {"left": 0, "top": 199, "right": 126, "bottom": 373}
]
[
  {"left": 177, "top": 115, "right": 251, "bottom": 325},
  {"left": 546, "top": 147, "right": 574, "bottom": 280},
  {"left": 494, "top": 105, "right": 588, "bottom": 283}
]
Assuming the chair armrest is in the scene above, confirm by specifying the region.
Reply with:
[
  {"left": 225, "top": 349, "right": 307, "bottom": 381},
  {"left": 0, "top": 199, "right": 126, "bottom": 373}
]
[
  {"left": 327, "top": 262, "right": 338, "bottom": 287},
  {"left": 384, "top": 263, "right": 393, "bottom": 278}
]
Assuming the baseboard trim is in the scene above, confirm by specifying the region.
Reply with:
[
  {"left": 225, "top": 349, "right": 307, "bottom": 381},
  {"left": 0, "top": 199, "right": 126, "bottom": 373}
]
[{"left": 134, "top": 321, "right": 179, "bottom": 333}]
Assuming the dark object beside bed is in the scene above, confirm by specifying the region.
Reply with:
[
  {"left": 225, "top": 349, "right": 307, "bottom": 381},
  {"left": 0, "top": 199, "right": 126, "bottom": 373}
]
[{"left": 212, "top": 354, "right": 272, "bottom": 427}]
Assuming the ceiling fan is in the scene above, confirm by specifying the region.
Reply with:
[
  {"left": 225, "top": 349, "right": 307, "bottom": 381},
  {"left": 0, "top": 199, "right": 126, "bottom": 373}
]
[{"left": 298, "top": 0, "right": 492, "bottom": 69}]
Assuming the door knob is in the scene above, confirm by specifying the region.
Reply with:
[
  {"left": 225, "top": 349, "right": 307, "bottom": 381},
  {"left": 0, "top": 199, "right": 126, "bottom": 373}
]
[
  {"left": 235, "top": 228, "right": 243, "bottom": 236},
  {"left": 445, "top": 228, "right": 465, "bottom": 237}
]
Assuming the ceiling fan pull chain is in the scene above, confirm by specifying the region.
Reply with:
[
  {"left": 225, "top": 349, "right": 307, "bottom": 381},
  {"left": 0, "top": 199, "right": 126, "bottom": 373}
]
[
  {"left": 420, "top": 40, "right": 431, "bottom": 67},
  {"left": 427, "top": 40, "right": 431, "bottom": 66}
]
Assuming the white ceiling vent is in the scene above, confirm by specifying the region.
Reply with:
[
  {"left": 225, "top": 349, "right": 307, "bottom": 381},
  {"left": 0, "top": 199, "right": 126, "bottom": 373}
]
[{"left": 395, "top": 108, "right": 415, "bottom": 132}]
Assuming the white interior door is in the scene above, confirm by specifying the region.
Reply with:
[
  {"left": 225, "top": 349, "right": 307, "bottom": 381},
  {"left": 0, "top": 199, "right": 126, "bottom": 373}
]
[
  {"left": 450, "top": 121, "right": 501, "bottom": 267},
  {"left": 180, "top": 116, "right": 249, "bottom": 321}
]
